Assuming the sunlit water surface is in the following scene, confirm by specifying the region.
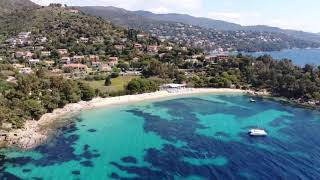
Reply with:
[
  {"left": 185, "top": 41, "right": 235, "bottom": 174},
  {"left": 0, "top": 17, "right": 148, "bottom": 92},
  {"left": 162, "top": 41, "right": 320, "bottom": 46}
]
[{"left": 1, "top": 94, "right": 320, "bottom": 179}]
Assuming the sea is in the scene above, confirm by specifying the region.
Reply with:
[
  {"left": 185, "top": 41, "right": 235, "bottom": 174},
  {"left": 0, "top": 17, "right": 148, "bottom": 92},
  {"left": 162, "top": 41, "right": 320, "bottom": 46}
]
[
  {"left": 246, "top": 48, "right": 320, "bottom": 66},
  {"left": 1, "top": 94, "right": 320, "bottom": 179}
]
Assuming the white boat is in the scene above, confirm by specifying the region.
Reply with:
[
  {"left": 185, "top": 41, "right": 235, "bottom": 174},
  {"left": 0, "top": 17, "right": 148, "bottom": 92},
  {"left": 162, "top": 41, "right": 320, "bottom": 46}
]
[
  {"left": 248, "top": 129, "right": 267, "bottom": 136},
  {"left": 249, "top": 98, "right": 256, "bottom": 102}
]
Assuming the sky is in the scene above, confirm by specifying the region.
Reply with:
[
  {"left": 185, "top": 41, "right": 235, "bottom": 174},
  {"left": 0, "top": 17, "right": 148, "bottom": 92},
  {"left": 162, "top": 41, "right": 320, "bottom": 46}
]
[{"left": 31, "top": 0, "right": 320, "bottom": 33}]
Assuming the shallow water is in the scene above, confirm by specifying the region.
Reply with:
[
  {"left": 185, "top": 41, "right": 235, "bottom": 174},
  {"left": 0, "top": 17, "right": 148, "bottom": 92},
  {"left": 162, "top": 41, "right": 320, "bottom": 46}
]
[{"left": 1, "top": 94, "right": 320, "bottom": 179}]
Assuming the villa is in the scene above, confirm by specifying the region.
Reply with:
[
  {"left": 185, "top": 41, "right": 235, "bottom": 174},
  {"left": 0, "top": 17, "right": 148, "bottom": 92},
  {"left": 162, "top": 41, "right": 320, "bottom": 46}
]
[
  {"left": 72, "top": 55, "right": 85, "bottom": 63},
  {"left": 89, "top": 55, "right": 99, "bottom": 62},
  {"left": 63, "top": 64, "right": 88, "bottom": 72},
  {"left": 61, "top": 57, "right": 71, "bottom": 64},
  {"left": 41, "top": 51, "right": 51, "bottom": 57},
  {"left": 58, "top": 49, "right": 68, "bottom": 55},
  {"left": 19, "top": 67, "right": 33, "bottom": 74}
]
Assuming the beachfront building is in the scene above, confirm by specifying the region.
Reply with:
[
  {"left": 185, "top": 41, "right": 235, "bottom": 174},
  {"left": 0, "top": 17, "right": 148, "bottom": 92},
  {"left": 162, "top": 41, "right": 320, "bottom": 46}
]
[{"left": 160, "top": 84, "right": 187, "bottom": 92}]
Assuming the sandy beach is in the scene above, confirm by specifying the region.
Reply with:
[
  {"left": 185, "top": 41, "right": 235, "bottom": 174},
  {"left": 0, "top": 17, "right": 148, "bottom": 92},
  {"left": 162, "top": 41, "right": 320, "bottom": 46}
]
[{"left": 3, "top": 88, "right": 267, "bottom": 150}]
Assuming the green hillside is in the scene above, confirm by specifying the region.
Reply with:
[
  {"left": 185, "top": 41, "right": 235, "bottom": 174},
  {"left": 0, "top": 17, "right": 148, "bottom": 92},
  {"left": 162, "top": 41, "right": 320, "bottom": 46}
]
[{"left": 0, "top": 0, "right": 37, "bottom": 15}]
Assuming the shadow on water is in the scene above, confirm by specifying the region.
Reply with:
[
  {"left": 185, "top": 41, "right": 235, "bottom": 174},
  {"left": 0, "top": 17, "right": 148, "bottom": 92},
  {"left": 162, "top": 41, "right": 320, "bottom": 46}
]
[
  {"left": 107, "top": 96, "right": 320, "bottom": 179},
  {"left": 1, "top": 95, "right": 320, "bottom": 179}
]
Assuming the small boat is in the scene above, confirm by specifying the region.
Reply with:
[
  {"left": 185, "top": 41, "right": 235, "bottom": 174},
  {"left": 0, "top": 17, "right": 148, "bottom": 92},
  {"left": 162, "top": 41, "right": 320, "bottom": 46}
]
[
  {"left": 248, "top": 129, "right": 267, "bottom": 136},
  {"left": 249, "top": 98, "right": 256, "bottom": 102}
]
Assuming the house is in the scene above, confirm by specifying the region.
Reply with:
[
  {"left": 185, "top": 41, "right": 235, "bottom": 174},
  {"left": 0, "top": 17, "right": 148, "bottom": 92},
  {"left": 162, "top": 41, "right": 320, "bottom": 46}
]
[
  {"left": 52, "top": 69, "right": 63, "bottom": 73},
  {"left": 79, "top": 37, "right": 89, "bottom": 43},
  {"left": 72, "top": 55, "right": 85, "bottom": 63},
  {"left": 137, "top": 34, "right": 146, "bottom": 39},
  {"left": 159, "top": 53, "right": 166, "bottom": 59},
  {"left": 89, "top": 55, "right": 99, "bottom": 62},
  {"left": 108, "top": 57, "right": 119, "bottom": 67},
  {"left": 18, "top": 32, "right": 31, "bottom": 39},
  {"left": 148, "top": 45, "right": 159, "bottom": 53},
  {"left": 58, "top": 49, "right": 68, "bottom": 55},
  {"left": 132, "top": 57, "right": 139, "bottom": 62},
  {"left": 134, "top": 43, "right": 143, "bottom": 49},
  {"left": 6, "top": 38, "right": 17, "bottom": 46},
  {"left": 36, "top": 37, "right": 47, "bottom": 43},
  {"left": 13, "top": 63, "right": 25, "bottom": 69},
  {"left": 35, "top": 46, "right": 45, "bottom": 51},
  {"left": 61, "top": 57, "right": 71, "bottom": 64},
  {"left": 185, "top": 59, "right": 198, "bottom": 64},
  {"left": 68, "top": 9, "right": 80, "bottom": 13},
  {"left": 91, "top": 61, "right": 101, "bottom": 69},
  {"left": 41, "top": 51, "right": 51, "bottom": 57},
  {"left": 215, "top": 54, "right": 229, "bottom": 61},
  {"left": 166, "top": 46, "right": 173, "bottom": 51},
  {"left": 25, "top": 51, "right": 33, "bottom": 59},
  {"left": 44, "top": 60, "right": 55, "bottom": 67},
  {"left": 98, "top": 64, "right": 112, "bottom": 72},
  {"left": 114, "top": 45, "right": 125, "bottom": 51},
  {"left": 29, "top": 59, "right": 40, "bottom": 65},
  {"left": 15, "top": 51, "right": 25, "bottom": 58},
  {"left": 205, "top": 56, "right": 216, "bottom": 63},
  {"left": 15, "top": 51, "right": 33, "bottom": 59},
  {"left": 63, "top": 64, "right": 88, "bottom": 72},
  {"left": 19, "top": 67, "right": 33, "bottom": 74}
]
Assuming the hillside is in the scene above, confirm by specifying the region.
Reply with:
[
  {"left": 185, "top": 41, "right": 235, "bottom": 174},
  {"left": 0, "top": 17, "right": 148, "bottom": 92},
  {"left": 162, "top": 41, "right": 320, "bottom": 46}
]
[
  {"left": 78, "top": 6, "right": 320, "bottom": 45},
  {"left": 77, "top": 6, "right": 320, "bottom": 52},
  {"left": 0, "top": 0, "right": 38, "bottom": 15},
  {"left": 0, "top": 6, "right": 126, "bottom": 44},
  {"left": 134, "top": 10, "right": 243, "bottom": 30},
  {"left": 134, "top": 10, "right": 320, "bottom": 43}
]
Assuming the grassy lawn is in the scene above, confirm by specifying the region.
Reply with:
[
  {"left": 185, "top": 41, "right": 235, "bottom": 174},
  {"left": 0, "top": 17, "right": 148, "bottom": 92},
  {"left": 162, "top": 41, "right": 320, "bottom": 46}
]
[{"left": 83, "top": 75, "right": 139, "bottom": 93}]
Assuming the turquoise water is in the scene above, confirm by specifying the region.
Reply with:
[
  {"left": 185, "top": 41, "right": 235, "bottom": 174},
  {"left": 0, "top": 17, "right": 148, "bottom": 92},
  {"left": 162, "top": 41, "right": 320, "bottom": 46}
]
[
  {"left": 1, "top": 94, "right": 320, "bottom": 179},
  {"left": 247, "top": 48, "right": 320, "bottom": 66}
]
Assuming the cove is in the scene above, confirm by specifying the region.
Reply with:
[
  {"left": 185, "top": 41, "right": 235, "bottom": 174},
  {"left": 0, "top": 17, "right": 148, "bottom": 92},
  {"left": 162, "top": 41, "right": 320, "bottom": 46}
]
[{"left": 1, "top": 94, "right": 320, "bottom": 179}]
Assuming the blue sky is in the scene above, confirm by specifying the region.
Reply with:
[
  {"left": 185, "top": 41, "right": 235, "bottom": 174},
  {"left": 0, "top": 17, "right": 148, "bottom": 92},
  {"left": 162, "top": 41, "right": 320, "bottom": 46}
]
[{"left": 31, "top": 0, "right": 320, "bottom": 33}]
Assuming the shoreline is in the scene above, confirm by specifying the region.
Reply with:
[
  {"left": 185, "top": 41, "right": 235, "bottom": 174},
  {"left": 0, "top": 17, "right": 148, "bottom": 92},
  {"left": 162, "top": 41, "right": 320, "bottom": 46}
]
[{"left": 1, "top": 88, "right": 266, "bottom": 150}]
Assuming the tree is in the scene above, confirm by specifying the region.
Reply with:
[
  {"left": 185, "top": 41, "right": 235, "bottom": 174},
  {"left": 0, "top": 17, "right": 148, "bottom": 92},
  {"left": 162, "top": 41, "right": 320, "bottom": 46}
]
[
  {"left": 105, "top": 75, "right": 111, "bottom": 86},
  {"left": 78, "top": 82, "right": 95, "bottom": 101},
  {"left": 22, "top": 99, "right": 46, "bottom": 120}
]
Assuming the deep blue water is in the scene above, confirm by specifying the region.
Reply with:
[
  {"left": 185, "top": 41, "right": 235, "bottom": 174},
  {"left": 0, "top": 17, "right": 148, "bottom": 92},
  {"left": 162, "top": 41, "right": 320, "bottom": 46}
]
[
  {"left": 1, "top": 94, "right": 320, "bottom": 179},
  {"left": 247, "top": 48, "right": 320, "bottom": 66}
]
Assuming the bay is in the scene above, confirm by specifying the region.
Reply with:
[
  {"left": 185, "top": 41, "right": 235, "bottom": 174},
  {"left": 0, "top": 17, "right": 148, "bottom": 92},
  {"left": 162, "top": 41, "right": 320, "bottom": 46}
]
[
  {"left": 1, "top": 94, "right": 320, "bottom": 179},
  {"left": 247, "top": 48, "right": 320, "bottom": 66}
]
